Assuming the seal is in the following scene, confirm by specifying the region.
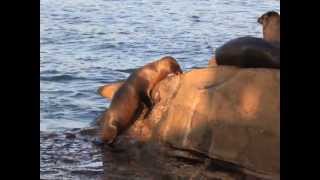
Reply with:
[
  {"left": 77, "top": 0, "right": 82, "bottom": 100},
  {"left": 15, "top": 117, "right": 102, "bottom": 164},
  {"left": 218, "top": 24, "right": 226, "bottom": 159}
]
[
  {"left": 215, "top": 36, "right": 280, "bottom": 68},
  {"left": 100, "top": 56, "right": 183, "bottom": 144},
  {"left": 258, "top": 11, "right": 280, "bottom": 44}
]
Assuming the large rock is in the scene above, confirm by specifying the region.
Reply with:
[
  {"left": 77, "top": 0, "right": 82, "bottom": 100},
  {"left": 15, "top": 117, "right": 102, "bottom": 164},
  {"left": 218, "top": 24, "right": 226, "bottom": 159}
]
[{"left": 100, "top": 66, "right": 280, "bottom": 179}]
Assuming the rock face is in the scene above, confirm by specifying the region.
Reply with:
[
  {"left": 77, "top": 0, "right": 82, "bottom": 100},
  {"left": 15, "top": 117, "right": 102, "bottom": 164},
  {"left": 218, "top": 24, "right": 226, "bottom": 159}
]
[{"left": 100, "top": 66, "right": 280, "bottom": 179}]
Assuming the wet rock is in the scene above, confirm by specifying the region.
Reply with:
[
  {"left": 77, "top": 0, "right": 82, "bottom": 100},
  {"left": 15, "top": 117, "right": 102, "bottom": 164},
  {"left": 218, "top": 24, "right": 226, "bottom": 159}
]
[
  {"left": 79, "top": 126, "right": 99, "bottom": 137},
  {"left": 41, "top": 131, "right": 58, "bottom": 140},
  {"left": 64, "top": 132, "right": 76, "bottom": 139}
]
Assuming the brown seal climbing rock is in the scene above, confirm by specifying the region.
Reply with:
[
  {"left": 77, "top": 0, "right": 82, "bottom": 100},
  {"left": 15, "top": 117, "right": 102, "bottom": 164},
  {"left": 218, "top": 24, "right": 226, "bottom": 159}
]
[{"left": 100, "top": 56, "right": 183, "bottom": 144}]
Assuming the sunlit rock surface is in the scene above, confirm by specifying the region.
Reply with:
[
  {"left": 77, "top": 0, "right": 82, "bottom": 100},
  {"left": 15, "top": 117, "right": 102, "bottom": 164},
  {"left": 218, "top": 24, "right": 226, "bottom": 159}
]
[{"left": 124, "top": 66, "right": 280, "bottom": 179}]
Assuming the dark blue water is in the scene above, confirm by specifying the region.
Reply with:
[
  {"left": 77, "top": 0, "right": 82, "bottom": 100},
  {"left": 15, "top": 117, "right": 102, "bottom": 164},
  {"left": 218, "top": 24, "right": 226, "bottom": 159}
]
[{"left": 40, "top": 0, "right": 279, "bottom": 131}]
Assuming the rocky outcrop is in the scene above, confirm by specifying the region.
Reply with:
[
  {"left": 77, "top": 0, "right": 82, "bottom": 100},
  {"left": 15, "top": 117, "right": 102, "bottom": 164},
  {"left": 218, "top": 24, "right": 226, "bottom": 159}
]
[{"left": 100, "top": 66, "right": 280, "bottom": 180}]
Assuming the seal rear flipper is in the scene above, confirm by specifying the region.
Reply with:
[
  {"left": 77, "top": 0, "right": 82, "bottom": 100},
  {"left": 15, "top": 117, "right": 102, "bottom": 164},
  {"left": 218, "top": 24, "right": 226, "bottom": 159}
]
[{"left": 97, "top": 81, "right": 125, "bottom": 100}]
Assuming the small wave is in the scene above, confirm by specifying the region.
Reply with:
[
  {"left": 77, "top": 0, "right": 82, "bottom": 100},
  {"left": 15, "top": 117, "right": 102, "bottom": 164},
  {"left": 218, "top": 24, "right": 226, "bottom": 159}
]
[
  {"left": 41, "top": 70, "right": 60, "bottom": 74},
  {"left": 71, "top": 92, "right": 87, "bottom": 98},
  {"left": 97, "top": 32, "right": 106, "bottom": 35},
  {"left": 191, "top": 15, "right": 200, "bottom": 19},
  {"left": 190, "top": 66, "right": 206, "bottom": 69},
  {"left": 91, "top": 43, "right": 117, "bottom": 51},
  {"left": 114, "top": 68, "right": 138, "bottom": 74},
  {"left": 40, "top": 90, "right": 74, "bottom": 94},
  {"left": 41, "top": 37, "right": 56, "bottom": 45},
  {"left": 41, "top": 75, "right": 87, "bottom": 82}
]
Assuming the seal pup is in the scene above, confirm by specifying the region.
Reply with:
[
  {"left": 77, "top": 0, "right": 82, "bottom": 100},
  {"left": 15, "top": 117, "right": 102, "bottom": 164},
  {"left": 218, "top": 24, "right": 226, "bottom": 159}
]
[
  {"left": 100, "top": 56, "right": 183, "bottom": 144},
  {"left": 258, "top": 11, "right": 280, "bottom": 44}
]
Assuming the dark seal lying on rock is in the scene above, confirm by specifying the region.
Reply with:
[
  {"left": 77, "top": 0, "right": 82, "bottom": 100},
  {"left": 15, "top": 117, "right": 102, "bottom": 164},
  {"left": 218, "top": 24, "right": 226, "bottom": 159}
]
[
  {"left": 214, "top": 36, "right": 280, "bottom": 68},
  {"left": 100, "top": 56, "right": 183, "bottom": 144}
]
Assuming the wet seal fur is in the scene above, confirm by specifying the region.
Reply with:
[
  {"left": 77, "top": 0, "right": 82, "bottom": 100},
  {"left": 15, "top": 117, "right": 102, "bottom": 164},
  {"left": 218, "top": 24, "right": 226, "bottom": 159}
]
[
  {"left": 100, "top": 56, "right": 183, "bottom": 144},
  {"left": 215, "top": 36, "right": 280, "bottom": 69},
  {"left": 258, "top": 11, "right": 280, "bottom": 44}
]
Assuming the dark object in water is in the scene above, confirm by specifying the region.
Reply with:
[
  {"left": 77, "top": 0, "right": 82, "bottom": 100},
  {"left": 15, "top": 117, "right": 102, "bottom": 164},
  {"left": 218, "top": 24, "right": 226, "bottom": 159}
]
[{"left": 215, "top": 36, "right": 280, "bottom": 69}]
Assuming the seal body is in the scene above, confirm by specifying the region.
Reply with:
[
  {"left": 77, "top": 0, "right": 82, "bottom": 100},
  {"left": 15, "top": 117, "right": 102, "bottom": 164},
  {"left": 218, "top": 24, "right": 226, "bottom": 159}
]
[
  {"left": 258, "top": 11, "right": 280, "bottom": 44},
  {"left": 101, "top": 56, "right": 183, "bottom": 144},
  {"left": 215, "top": 36, "right": 280, "bottom": 69}
]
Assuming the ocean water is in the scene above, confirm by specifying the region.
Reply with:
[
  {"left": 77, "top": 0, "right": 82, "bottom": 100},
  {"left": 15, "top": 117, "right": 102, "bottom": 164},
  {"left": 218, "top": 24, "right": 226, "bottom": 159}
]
[{"left": 40, "top": 0, "right": 280, "bottom": 132}]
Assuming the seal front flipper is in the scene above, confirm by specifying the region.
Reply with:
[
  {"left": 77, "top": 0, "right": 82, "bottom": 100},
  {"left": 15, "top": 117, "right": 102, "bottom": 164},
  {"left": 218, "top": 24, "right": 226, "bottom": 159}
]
[{"left": 101, "top": 114, "right": 118, "bottom": 144}]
